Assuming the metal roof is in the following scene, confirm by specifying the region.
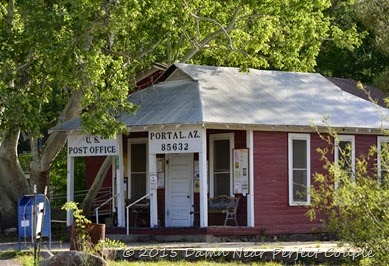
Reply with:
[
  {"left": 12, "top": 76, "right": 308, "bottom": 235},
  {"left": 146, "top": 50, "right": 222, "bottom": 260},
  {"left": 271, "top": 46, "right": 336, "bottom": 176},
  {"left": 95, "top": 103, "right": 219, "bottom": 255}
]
[
  {"left": 177, "top": 63, "right": 389, "bottom": 130},
  {"left": 50, "top": 63, "right": 389, "bottom": 132},
  {"left": 119, "top": 80, "right": 203, "bottom": 126}
]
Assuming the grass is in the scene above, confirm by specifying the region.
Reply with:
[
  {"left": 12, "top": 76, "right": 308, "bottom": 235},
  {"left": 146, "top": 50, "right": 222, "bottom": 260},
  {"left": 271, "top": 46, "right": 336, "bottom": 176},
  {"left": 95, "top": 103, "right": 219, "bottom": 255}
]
[
  {"left": 2, "top": 252, "right": 365, "bottom": 266},
  {"left": 0, "top": 251, "right": 34, "bottom": 266},
  {"left": 8, "top": 254, "right": 285, "bottom": 266}
]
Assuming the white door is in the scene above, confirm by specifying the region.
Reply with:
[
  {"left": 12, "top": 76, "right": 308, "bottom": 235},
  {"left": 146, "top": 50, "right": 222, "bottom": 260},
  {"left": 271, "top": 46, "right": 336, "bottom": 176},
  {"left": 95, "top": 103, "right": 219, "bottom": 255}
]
[{"left": 165, "top": 153, "right": 193, "bottom": 227}]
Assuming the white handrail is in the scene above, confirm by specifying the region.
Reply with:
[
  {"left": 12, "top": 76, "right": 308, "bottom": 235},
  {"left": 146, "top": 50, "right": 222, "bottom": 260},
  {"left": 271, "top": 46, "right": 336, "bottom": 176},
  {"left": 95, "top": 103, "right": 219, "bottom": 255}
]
[
  {"left": 94, "top": 193, "right": 119, "bottom": 224},
  {"left": 126, "top": 192, "right": 153, "bottom": 235}
]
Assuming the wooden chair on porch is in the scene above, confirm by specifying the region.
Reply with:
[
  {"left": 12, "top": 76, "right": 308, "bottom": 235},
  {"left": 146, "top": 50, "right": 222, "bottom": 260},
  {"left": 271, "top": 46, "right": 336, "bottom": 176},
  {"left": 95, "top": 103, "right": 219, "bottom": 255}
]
[
  {"left": 223, "top": 196, "right": 240, "bottom": 226},
  {"left": 208, "top": 195, "right": 240, "bottom": 226}
]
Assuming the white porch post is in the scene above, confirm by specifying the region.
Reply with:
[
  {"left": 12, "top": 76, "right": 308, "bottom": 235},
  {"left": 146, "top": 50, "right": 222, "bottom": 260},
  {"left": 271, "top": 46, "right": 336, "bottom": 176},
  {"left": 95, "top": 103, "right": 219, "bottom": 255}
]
[
  {"left": 66, "top": 155, "right": 74, "bottom": 226},
  {"left": 116, "top": 135, "right": 125, "bottom": 227},
  {"left": 246, "top": 130, "right": 255, "bottom": 227},
  {"left": 149, "top": 153, "right": 159, "bottom": 227},
  {"left": 199, "top": 128, "right": 208, "bottom": 227}
]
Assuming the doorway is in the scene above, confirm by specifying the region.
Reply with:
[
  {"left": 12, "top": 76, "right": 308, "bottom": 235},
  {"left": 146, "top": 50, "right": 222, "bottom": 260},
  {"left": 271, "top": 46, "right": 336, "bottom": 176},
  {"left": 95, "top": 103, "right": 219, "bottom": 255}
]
[{"left": 165, "top": 153, "right": 193, "bottom": 227}]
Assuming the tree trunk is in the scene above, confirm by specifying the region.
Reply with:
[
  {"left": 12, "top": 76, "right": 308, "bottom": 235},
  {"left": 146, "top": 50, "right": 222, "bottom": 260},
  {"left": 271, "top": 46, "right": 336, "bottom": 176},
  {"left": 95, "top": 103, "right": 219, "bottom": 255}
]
[
  {"left": 0, "top": 129, "right": 29, "bottom": 229},
  {"left": 81, "top": 156, "right": 113, "bottom": 216},
  {"left": 29, "top": 89, "right": 84, "bottom": 193},
  {"left": 29, "top": 163, "right": 50, "bottom": 194}
]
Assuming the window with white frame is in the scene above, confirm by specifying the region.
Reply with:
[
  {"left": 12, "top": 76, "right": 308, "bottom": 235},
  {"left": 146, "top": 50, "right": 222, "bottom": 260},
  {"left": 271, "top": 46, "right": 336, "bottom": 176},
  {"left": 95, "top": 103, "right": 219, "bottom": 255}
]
[
  {"left": 334, "top": 135, "right": 355, "bottom": 188},
  {"left": 288, "top": 133, "right": 311, "bottom": 205},
  {"left": 128, "top": 140, "right": 148, "bottom": 200},
  {"left": 377, "top": 136, "right": 389, "bottom": 185},
  {"left": 210, "top": 133, "right": 234, "bottom": 197}
]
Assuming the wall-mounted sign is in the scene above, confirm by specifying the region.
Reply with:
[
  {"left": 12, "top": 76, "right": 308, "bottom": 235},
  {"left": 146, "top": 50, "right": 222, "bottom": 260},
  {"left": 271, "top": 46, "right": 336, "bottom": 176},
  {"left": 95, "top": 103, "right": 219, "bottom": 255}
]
[
  {"left": 157, "top": 158, "right": 165, "bottom": 188},
  {"left": 67, "top": 135, "right": 118, "bottom": 157},
  {"left": 233, "top": 149, "right": 249, "bottom": 195},
  {"left": 150, "top": 172, "right": 158, "bottom": 190},
  {"left": 149, "top": 128, "right": 202, "bottom": 154}
]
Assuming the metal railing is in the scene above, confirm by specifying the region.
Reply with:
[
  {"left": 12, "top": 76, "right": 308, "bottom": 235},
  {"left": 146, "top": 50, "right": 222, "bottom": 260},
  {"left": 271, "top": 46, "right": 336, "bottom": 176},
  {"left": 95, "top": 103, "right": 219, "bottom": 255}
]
[
  {"left": 126, "top": 192, "right": 153, "bottom": 235},
  {"left": 48, "top": 186, "right": 113, "bottom": 223},
  {"left": 94, "top": 193, "right": 119, "bottom": 224},
  {"left": 49, "top": 186, "right": 112, "bottom": 210}
]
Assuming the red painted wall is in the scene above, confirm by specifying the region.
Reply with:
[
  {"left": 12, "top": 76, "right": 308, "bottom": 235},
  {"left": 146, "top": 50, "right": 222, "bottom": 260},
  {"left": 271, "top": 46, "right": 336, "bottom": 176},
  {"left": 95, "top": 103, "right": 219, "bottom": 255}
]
[
  {"left": 85, "top": 156, "right": 112, "bottom": 188},
  {"left": 84, "top": 130, "right": 379, "bottom": 234},
  {"left": 253, "top": 131, "right": 378, "bottom": 234}
]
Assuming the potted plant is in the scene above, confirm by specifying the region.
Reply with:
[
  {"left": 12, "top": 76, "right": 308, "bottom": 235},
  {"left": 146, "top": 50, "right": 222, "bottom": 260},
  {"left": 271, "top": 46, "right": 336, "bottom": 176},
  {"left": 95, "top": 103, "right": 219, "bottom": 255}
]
[{"left": 62, "top": 202, "right": 106, "bottom": 252}]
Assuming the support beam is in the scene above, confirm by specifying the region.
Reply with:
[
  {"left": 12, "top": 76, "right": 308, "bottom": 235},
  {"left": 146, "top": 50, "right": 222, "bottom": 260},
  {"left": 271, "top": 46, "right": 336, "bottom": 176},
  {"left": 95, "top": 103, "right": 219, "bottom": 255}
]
[
  {"left": 149, "top": 153, "right": 159, "bottom": 227},
  {"left": 246, "top": 130, "right": 255, "bottom": 227},
  {"left": 116, "top": 135, "right": 125, "bottom": 227},
  {"left": 199, "top": 128, "right": 208, "bottom": 228},
  {"left": 111, "top": 160, "right": 116, "bottom": 215},
  {"left": 66, "top": 155, "right": 74, "bottom": 226}
]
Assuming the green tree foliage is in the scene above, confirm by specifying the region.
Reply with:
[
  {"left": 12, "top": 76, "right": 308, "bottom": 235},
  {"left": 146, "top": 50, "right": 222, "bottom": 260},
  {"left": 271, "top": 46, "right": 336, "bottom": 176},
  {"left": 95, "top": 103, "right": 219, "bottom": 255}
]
[
  {"left": 308, "top": 130, "right": 389, "bottom": 264},
  {"left": 355, "top": 0, "right": 389, "bottom": 92},
  {"left": 316, "top": 31, "right": 389, "bottom": 90},
  {"left": 0, "top": 0, "right": 365, "bottom": 138},
  {"left": 316, "top": 0, "right": 389, "bottom": 91},
  {"left": 355, "top": 0, "right": 388, "bottom": 56},
  {"left": 50, "top": 148, "right": 86, "bottom": 196}
]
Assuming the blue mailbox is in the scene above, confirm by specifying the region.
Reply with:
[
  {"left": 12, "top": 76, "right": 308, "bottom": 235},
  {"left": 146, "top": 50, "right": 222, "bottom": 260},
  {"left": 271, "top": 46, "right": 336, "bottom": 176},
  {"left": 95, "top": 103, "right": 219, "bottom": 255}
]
[{"left": 18, "top": 194, "right": 51, "bottom": 250}]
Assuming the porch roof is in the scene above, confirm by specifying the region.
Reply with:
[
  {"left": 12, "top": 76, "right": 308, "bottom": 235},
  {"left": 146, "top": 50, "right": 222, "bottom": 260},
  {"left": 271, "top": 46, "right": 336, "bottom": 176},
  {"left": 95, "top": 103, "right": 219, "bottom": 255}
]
[{"left": 50, "top": 63, "right": 389, "bottom": 133}]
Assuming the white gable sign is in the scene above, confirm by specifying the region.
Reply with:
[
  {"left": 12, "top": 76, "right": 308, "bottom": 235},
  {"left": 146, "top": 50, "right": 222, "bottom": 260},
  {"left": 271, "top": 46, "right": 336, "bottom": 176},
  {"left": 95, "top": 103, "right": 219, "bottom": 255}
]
[
  {"left": 68, "top": 135, "right": 118, "bottom": 157},
  {"left": 149, "top": 128, "right": 202, "bottom": 154}
]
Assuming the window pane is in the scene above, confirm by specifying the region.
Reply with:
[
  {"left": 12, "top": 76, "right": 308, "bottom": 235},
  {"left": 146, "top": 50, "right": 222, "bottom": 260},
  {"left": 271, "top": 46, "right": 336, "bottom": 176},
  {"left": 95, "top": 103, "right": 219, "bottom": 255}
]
[
  {"left": 131, "top": 144, "right": 146, "bottom": 172},
  {"left": 131, "top": 173, "right": 146, "bottom": 200},
  {"left": 130, "top": 143, "right": 147, "bottom": 200},
  {"left": 293, "top": 140, "right": 306, "bottom": 168},
  {"left": 293, "top": 170, "right": 307, "bottom": 202},
  {"left": 337, "top": 141, "right": 352, "bottom": 174},
  {"left": 338, "top": 141, "right": 351, "bottom": 161},
  {"left": 214, "top": 173, "right": 230, "bottom": 196},
  {"left": 214, "top": 139, "right": 230, "bottom": 171}
]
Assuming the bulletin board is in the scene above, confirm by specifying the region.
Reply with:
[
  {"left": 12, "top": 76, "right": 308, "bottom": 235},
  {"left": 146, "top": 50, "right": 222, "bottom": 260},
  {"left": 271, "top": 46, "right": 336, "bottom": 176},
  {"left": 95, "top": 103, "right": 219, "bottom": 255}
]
[{"left": 233, "top": 148, "right": 249, "bottom": 195}]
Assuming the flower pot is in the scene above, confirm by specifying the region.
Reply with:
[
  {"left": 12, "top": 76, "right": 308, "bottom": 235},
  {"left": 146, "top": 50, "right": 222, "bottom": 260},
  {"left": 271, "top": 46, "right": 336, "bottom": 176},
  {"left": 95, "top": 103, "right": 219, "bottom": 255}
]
[{"left": 70, "top": 223, "right": 106, "bottom": 251}]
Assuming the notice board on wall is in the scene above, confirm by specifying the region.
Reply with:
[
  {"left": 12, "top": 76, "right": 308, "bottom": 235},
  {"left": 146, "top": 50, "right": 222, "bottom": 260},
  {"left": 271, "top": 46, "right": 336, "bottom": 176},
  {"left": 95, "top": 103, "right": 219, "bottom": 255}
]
[{"left": 233, "top": 148, "right": 249, "bottom": 195}]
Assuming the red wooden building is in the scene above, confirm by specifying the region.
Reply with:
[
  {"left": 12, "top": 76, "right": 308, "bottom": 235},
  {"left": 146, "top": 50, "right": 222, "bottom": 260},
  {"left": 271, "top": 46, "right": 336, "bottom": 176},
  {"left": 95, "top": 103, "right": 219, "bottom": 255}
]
[{"left": 51, "top": 63, "right": 389, "bottom": 236}]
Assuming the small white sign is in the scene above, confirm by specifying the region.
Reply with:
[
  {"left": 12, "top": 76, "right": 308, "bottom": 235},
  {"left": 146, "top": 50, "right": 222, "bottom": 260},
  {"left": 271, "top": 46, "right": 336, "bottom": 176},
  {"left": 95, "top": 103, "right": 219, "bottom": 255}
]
[
  {"left": 68, "top": 135, "right": 118, "bottom": 157},
  {"left": 149, "top": 128, "right": 202, "bottom": 154},
  {"left": 150, "top": 172, "right": 158, "bottom": 189},
  {"left": 21, "top": 220, "right": 30, "bottom": 227}
]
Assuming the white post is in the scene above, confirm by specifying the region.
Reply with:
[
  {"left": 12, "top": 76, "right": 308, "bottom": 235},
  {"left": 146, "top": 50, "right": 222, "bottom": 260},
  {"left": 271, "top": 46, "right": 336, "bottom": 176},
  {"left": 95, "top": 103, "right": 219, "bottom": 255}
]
[
  {"left": 199, "top": 128, "right": 208, "bottom": 228},
  {"left": 246, "top": 130, "right": 255, "bottom": 227},
  {"left": 111, "top": 160, "right": 116, "bottom": 216},
  {"left": 116, "top": 135, "right": 125, "bottom": 227},
  {"left": 149, "top": 153, "right": 158, "bottom": 227},
  {"left": 66, "top": 155, "right": 74, "bottom": 226}
]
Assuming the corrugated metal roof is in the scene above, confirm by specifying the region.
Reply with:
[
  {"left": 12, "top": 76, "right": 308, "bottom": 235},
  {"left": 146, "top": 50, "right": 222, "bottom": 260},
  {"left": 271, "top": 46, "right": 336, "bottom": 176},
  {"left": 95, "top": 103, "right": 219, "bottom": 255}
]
[
  {"left": 119, "top": 80, "right": 203, "bottom": 126},
  {"left": 175, "top": 63, "right": 388, "bottom": 129},
  {"left": 50, "top": 63, "right": 389, "bottom": 132}
]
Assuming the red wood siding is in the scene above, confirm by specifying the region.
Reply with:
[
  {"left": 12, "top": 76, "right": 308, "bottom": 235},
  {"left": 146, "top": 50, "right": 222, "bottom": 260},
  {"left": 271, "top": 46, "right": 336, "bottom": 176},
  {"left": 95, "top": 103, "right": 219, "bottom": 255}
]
[
  {"left": 253, "top": 132, "right": 327, "bottom": 234},
  {"left": 253, "top": 131, "right": 378, "bottom": 234},
  {"left": 83, "top": 130, "right": 378, "bottom": 234},
  {"left": 355, "top": 135, "right": 377, "bottom": 174},
  {"left": 85, "top": 156, "right": 112, "bottom": 188}
]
